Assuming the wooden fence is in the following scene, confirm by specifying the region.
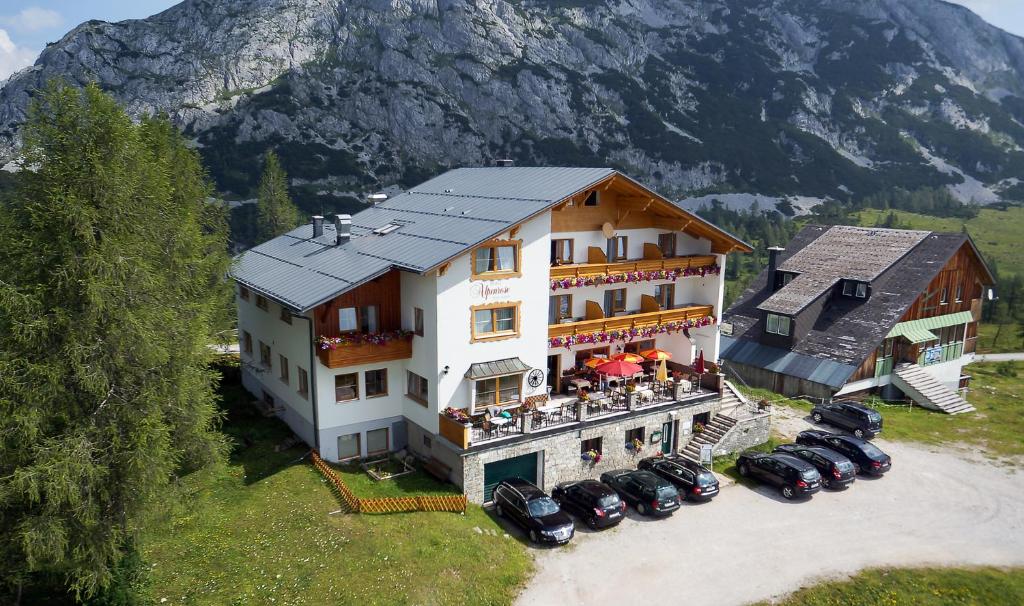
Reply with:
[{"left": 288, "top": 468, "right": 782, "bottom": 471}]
[{"left": 310, "top": 450, "right": 467, "bottom": 514}]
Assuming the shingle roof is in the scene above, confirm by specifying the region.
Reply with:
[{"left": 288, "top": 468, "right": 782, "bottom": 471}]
[
  {"left": 230, "top": 167, "right": 617, "bottom": 311},
  {"left": 724, "top": 225, "right": 979, "bottom": 376}
]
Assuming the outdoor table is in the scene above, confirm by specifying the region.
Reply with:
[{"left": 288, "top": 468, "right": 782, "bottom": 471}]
[
  {"left": 569, "top": 378, "right": 591, "bottom": 391},
  {"left": 489, "top": 416, "right": 512, "bottom": 435},
  {"left": 638, "top": 388, "right": 655, "bottom": 403}
]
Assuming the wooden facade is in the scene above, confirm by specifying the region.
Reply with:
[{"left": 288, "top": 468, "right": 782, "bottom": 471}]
[{"left": 313, "top": 269, "right": 402, "bottom": 338}]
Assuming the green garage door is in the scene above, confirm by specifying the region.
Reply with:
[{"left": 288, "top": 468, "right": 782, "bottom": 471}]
[{"left": 483, "top": 452, "right": 538, "bottom": 502}]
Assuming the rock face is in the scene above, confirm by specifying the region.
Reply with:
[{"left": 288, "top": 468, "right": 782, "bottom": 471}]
[{"left": 1, "top": 0, "right": 1023, "bottom": 210}]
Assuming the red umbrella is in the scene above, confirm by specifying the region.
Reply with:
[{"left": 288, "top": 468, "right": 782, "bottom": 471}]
[
  {"left": 693, "top": 350, "right": 706, "bottom": 374},
  {"left": 594, "top": 359, "right": 644, "bottom": 377}
]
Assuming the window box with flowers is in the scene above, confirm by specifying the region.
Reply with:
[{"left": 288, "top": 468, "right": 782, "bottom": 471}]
[
  {"left": 581, "top": 449, "right": 603, "bottom": 464},
  {"left": 626, "top": 438, "right": 644, "bottom": 453}
]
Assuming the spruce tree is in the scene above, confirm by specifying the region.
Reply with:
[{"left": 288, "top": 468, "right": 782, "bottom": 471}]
[
  {"left": 0, "top": 82, "right": 229, "bottom": 602},
  {"left": 255, "top": 150, "right": 300, "bottom": 242}
]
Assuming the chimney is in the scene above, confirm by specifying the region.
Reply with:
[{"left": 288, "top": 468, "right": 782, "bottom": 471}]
[
  {"left": 334, "top": 214, "right": 351, "bottom": 245},
  {"left": 494, "top": 158, "right": 514, "bottom": 167},
  {"left": 312, "top": 215, "right": 324, "bottom": 238},
  {"left": 767, "top": 246, "right": 784, "bottom": 290}
]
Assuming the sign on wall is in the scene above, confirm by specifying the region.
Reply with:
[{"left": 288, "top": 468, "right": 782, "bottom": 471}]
[
  {"left": 472, "top": 282, "right": 511, "bottom": 302},
  {"left": 924, "top": 345, "right": 943, "bottom": 365}
]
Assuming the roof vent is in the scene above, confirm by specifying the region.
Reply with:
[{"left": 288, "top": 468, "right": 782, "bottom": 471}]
[
  {"left": 368, "top": 193, "right": 389, "bottom": 204},
  {"left": 373, "top": 223, "right": 401, "bottom": 236},
  {"left": 312, "top": 215, "right": 325, "bottom": 238},
  {"left": 334, "top": 214, "right": 352, "bottom": 246},
  {"left": 494, "top": 159, "right": 514, "bottom": 167}
]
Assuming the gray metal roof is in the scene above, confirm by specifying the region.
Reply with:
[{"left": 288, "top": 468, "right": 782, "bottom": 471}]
[
  {"left": 464, "top": 357, "right": 532, "bottom": 380},
  {"left": 720, "top": 336, "right": 857, "bottom": 389}
]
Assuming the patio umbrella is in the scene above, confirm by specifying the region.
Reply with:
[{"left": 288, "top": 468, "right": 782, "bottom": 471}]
[
  {"left": 594, "top": 359, "right": 644, "bottom": 377},
  {"left": 583, "top": 357, "right": 608, "bottom": 369},
  {"left": 694, "top": 349, "right": 706, "bottom": 392},
  {"left": 656, "top": 359, "right": 669, "bottom": 382},
  {"left": 640, "top": 348, "right": 672, "bottom": 361},
  {"left": 611, "top": 352, "right": 645, "bottom": 363}
]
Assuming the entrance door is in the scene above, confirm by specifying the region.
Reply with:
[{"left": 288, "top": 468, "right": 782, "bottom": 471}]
[
  {"left": 661, "top": 421, "right": 674, "bottom": 455},
  {"left": 483, "top": 452, "right": 538, "bottom": 502},
  {"left": 547, "top": 354, "right": 561, "bottom": 394}
]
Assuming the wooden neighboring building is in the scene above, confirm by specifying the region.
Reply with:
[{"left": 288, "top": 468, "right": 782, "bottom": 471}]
[{"left": 721, "top": 225, "right": 994, "bottom": 408}]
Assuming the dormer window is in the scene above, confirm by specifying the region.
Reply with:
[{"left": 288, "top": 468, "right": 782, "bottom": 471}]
[
  {"left": 765, "top": 313, "right": 791, "bottom": 336},
  {"left": 842, "top": 281, "right": 868, "bottom": 299}
]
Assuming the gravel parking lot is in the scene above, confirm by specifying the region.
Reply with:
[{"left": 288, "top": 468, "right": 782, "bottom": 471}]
[{"left": 515, "top": 409, "right": 1024, "bottom": 606}]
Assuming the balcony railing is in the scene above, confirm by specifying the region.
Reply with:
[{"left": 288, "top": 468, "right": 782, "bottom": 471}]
[
  {"left": 548, "top": 304, "right": 714, "bottom": 340},
  {"left": 550, "top": 254, "right": 717, "bottom": 282},
  {"left": 438, "top": 402, "right": 582, "bottom": 449},
  {"left": 316, "top": 332, "right": 413, "bottom": 369}
]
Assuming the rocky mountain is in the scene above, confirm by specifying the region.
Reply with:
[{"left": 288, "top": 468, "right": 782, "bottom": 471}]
[{"left": 1, "top": 0, "right": 1023, "bottom": 216}]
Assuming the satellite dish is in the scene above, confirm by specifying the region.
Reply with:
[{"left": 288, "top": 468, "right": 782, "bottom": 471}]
[{"left": 601, "top": 222, "right": 615, "bottom": 239}]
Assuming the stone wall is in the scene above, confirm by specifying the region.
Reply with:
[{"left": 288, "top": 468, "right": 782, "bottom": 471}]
[{"left": 712, "top": 413, "right": 772, "bottom": 456}]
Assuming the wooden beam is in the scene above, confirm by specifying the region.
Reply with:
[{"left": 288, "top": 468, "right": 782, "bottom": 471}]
[
  {"left": 509, "top": 225, "right": 521, "bottom": 238},
  {"left": 437, "top": 263, "right": 450, "bottom": 277}
]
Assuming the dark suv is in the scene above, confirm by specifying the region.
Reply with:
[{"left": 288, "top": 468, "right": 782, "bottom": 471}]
[
  {"left": 637, "top": 455, "right": 720, "bottom": 501},
  {"left": 551, "top": 480, "right": 626, "bottom": 529},
  {"left": 811, "top": 400, "right": 883, "bottom": 439},
  {"left": 492, "top": 478, "right": 575, "bottom": 544},
  {"left": 796, "top": 430, "right": 892, "bottom": 476},
  {"left": 599, "top": 469, "right": 681, "bottom": 516},
  {"left": 736, "top": 451, "right": 822, "bottom": 499},
  {"left": 774, "top": 444, "right": 856, "bottom": 489}
]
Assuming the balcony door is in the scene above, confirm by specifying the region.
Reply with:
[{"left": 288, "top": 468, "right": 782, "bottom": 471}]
[{"left": 339, "top": 305, "right": 379, "bottom": 333}]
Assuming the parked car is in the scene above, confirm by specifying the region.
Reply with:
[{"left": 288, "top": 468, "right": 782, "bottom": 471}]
[
  {"left": 551, "top": 479, "right": 627, "bottom": 529},
  {"left": 735, "top": 451, "right": 822, "bottom": 499},
  {"left": 796, "top": 430, "right": 892, "bottom": 476},
  {"left": 774, "top": 444, "right": 856, "bottom": 489},
  {"left": 637, "top": 455, "right": 720, "bottom": 501},
  {"left": 492, "top": 478, "right": 575, "bottom": 544},
  {"left": 599, "top": 469, "right": 681, "bottom": 516},
  {"left": 810, "top": 400, "right": 883, "bottom": 439}
]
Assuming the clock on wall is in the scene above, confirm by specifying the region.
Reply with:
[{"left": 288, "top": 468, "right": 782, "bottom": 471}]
[{"left": 527, "top": 369, "right": 545, "bottom": 388}]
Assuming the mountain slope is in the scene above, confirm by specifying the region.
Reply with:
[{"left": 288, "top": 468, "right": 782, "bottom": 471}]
[{"left": 1, "top": 0, "right": 1022, "bottom": 213}]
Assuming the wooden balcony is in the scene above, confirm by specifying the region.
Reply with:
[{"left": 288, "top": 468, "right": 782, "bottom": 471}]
[
  {"left": 550, "top": 254, "right": 717, "bottom": 280},
  {"left": 316, "top": 336, "right": 412, "bottom": 369},
  {"left": 548, "top": 304, "right": 714, "bottom": 339}
]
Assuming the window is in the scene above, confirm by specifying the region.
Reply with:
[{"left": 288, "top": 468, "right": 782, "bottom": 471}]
[
  {"left": 625, "top": 427, "right": 645, "bottom": 447},
  {"left": 423, "top": 434, "right": 431, "bottom": 449},
  {"left": 280, "top": 307, "right": 292, "bottom": 324},
  {"left": 365, "top": 369, "right": 388, "bottom": 398},
  {"left": 337, "top": 433, "right": 360, "bottom": 460},
  {"left": 239, "top": 285, "right": 250, "bottom": 301},
  {"left": 407, "top": 371, "right": 428, "bottom": 405},
  {"left": 279, "top": 354, "right": 289, "bottom": 384},
  {"left": 335, "top": 373, "right": 358, "bottom": 402},
  {"left": 550, "top": 294, "right": 572, "bottom": 323},
  {"left": 242, "top": 330, "right": 253, "bottom": 355},
  {"left": 581, "top": 437, "right": 603, "bottom": 455},
  {"left": 778, "top": 272, "right": 795, "bottom": 287},
  {"left": 654, "top": 284, "right": 674, "bottom": 309},
  {"left": 471, "top": 303, "right": 520, "bottom": 341},
  {"left": 255, "top": 295, "right": 269, "bottom": 311},
  {"left": 259, "top": 341, "right": 271, "bottom": 367},
  {"left": 472, "top": 240, "right": 520, "bottom": 278},
  {"left": 584, "top": 190, "right": 599, "bottom": 206},
  {"left": 605, "top": 288, "right": 627, "bottom": 316},
  {"left": 955, "top": 284, "right": 963, "bottom": 302},
  {"left": 607, "top": 236, "right": 628, "bottom": 261},
  {"left": 842, "top": 281, "right": 867, "bottom": 298},
  {"left": 551, "top": 239, "right": 574, "bottom": 264},
  {"left": 414, "top": 307, "right": 424, "bottom": 336},
  {"left": 366, "top": 428, "right": 389, "bottom": 456},
  {"left": 625, "top": 339, "right": 655, "bottom": 354},
  {"left": 765, "top": 313, "right": 791, "bottom": 336},
  {"left": 474, "top": 374, "right": 522, "bottom": 410},
  {"left": 297, "top": 367, "right": 309, "bottom": 399},
  {"left": 339, "top": 305, "right": 378, "bottom": 333},
  {"left": 940, "top": 287, "right": 949, "bottom": 305},
  {"left": 658, "top": 233, "right": 677, "bottom": 258}
]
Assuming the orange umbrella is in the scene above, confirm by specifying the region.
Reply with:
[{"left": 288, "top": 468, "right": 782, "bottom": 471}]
[
  {"left": 611, "top": 352, "right": 645, "bottom": 364},
  {"left": 640, "top": 348, "right": 672, "bottom": 361},
  {"left": 594, "top": 360, "right": 644, "bottom": 377},
  {"left": 583, "top": 357, "right": 608, "bottom": 369}
]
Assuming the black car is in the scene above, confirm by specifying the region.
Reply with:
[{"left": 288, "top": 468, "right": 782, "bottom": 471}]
[
  {"left": 492, "top": 478, "right": 575, "bottom": 544},
  {"left": 735, "top": 451, "right": 822, "bottom": 499},
  {"left": 774, "top": 444, "right": 856, "bottom": 489},
  {"left": 796, "top": 430, "right": 892, "bottom": 476},
  {"left": 599, "top": 469, "right": 681, "bottom": 516},
  {"left": 551, "top": 479, "right": 627, "bottom": 529},
  {"left": 810, "top": 400, "right": 883, "bottom": 439},
  {"left": 637, "top": 455, "right": 720, "bottom": 501}
]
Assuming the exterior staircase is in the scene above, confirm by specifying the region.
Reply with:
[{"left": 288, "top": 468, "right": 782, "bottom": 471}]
[
  {"left": 891, "top": 364, "right": 975, "bottom": 415},
  {"left": 718, "top": 380, "right": 749, "bottom": 417},
  {"left": 681, "top": 414, "right": 738, "bottom": 462}
]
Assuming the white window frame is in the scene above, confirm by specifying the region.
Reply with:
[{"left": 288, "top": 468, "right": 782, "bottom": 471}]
[{"left": 766, "top": 313, "right": 791, "bottom": 336}]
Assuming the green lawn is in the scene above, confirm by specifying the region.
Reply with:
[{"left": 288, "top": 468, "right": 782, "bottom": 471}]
[
  {"left": 977, "top": 321, "right": 1024, "bottom": 354},
  {"left": 138, "top": 381, "right": 532, "bottom": 606},
  {"left": 758, "top": 567, "right": 1024, "bottom": 606},
  {"left": 739, "top": 362, "right": 1024, "bottom": 460}
]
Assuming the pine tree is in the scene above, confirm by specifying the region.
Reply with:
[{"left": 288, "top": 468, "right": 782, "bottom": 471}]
[
  {"left": 0, "top": 82, "right": 230, "bottom": 602},
  {"left": 255, "top": 150, "right": 300, "bottom": 242}
]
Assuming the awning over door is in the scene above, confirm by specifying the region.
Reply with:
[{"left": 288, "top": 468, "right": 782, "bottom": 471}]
[
  {"left": 886, "top": 310, "right": 974, "bottom": 342},
  {"left": 465, "top": 357, "right": 531, "bottom": 380}
]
